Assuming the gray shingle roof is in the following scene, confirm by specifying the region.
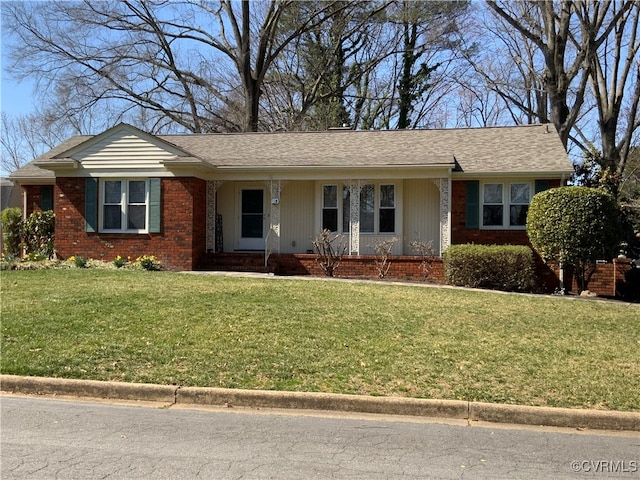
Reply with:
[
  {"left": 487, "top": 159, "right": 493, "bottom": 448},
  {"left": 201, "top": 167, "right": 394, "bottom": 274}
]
[{"left": 10, "top": 124, "right": 572, "bottom": 180}]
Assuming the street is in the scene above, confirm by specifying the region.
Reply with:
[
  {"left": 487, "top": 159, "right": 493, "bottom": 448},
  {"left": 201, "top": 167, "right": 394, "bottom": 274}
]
[{"left": 1, "top": 395, "right": 638, "bottom": 479}]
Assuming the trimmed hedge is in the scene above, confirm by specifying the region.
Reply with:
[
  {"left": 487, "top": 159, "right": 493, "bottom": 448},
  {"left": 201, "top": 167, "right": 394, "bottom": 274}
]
[{"left": 444, "top": 244, "right": 536, "bottom": 292}]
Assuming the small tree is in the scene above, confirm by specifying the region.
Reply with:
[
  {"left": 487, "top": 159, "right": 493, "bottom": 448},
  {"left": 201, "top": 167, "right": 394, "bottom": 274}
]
[{"left": 527, "top": 187, "right": 621, "bottom": 293}]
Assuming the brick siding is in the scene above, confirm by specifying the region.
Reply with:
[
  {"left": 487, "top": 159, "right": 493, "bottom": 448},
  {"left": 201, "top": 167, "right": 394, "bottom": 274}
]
[
  {"left": 54, "top": 177, "right": 206, "bottom": 270},
  {"left": 450, "top": 179, "right": 562, "bottom": 246},
  {"left": 23, "top": 185, "right": 43, "bottom": 215}
]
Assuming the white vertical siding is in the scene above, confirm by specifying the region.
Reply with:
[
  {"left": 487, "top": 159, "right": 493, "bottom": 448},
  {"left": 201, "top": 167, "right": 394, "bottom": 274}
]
[
  {"left": 403, "top": 179, "right": 441, "bottom": 255},
  {"left": 280, "top": 181, "right": 315, "bottom": 253},
  {"left": 217, "top": 182, "right": 236, "bottom": 252}
]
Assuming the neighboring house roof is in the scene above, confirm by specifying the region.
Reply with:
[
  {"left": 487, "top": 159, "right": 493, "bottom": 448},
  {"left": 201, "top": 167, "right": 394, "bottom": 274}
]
[
  {"left": 0, "top": 177, "right": 23, "bottom": 210},
  {"left": 10, "top": 123, "right": 573, "bottom": 181}
]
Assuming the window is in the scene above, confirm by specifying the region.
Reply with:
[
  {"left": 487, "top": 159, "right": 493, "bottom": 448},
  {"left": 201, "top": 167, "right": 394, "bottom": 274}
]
[
  {"left": 101, "top": 179, "right": 149, "bottom": 232},
  {"left": 509, "top": 183, "right": 530, "bottom": 226},
  {"left": 379, "top": 185, "right": 395, "bottom": 233},
  {"left": 481, "top": 182, "right": 531, "bottom": 228},
  {"left": 322, "top": 185, "right": 338, "bottom": 232},
  {"left": 483, "top": 184, "right": 504, "bottom": 226},
  {"left": 333, "top": 183, "right": 395, "bottom": 234}
]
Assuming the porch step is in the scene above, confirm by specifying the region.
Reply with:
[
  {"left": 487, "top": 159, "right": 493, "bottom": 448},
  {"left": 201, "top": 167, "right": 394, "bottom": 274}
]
[{"left": 200, "top": 252, "right": 271, "bottom": 273}]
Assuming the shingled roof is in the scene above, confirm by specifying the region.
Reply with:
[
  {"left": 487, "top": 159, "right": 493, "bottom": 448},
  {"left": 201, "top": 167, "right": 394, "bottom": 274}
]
[{"left": 10, "top": 124, "right": 572, "bottom": 181}]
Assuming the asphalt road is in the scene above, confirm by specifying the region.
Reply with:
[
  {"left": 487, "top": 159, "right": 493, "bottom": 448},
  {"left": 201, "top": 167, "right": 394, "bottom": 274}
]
[{"left": 1, "top": 395, "right": 639, "bottom": 479}]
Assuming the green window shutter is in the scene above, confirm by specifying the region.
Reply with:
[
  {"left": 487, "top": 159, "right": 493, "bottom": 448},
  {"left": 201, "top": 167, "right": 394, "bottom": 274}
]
[
  {"left": 85, "top": 178, "right": 98, "bottom": 232},
  {"left": 41, "top": 185, "right": 53, "bottom": 211},
  {"left": 465, "top": 181, "right": 480, "bottom": 229},
  {"left": 535, "top": 180, "right": 550, "bottom": 194},
  {"left": 148, "top": 178, "right": 161, "bottom": 233}
]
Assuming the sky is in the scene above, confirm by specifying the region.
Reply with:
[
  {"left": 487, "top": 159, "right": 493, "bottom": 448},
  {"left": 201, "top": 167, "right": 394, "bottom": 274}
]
[{"left": 1, "top": 14, "right": 34, "bottom": 118}]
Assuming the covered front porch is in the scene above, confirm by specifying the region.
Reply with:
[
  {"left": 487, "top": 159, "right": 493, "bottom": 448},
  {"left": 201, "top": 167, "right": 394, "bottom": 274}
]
[{"left": 202, "top": 177, "right": 452, "bottom": 269}]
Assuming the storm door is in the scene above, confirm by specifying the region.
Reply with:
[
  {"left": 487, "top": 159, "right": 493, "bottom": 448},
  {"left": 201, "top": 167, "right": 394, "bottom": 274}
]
[{"left": 238, "top": 188, "right": 265, "bottom": 250}]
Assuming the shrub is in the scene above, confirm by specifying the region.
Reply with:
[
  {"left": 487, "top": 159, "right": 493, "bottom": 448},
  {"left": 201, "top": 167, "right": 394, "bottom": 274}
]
[
  {"left": 312, "top": 229, "right": 347, "bottom": 277},
  {"left": 73, "top": 256, "right": 88, "bottom": 268},
  {"left": 113, "top": 255, "right": 127, "bottom": 268},
  {"left": 409, "top": 238, "right": 436, "bottom": 280},
  {"left": 1, "top": 207, "right": 22, "bottom": 257},
  {"left": 527, "top": 187, "right": 620, "bottom": 292},
  {"left": 135, "top": 255, "right": 162, "bottom": 271},
  {"left": 369, "top": 237, "right": 398, "bottom": 278},
  {"left": 22, "top": 210, "right": 55, "bottom": 259},
  {"left": 444, "top": 244, "right": 536, "bottom": 292}
]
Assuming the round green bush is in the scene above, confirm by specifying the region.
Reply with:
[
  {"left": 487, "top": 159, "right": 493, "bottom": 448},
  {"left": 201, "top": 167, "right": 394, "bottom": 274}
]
[
  {"left": 527, "top": 187, "right": 620, "bottom": 266},
  {"left": 527, "top": 186, "right": 620, "bottom": 292}
]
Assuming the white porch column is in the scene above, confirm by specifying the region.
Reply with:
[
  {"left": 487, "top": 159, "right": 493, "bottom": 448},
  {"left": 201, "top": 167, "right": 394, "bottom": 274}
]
[
  {"left": 432, "top": 178, "right": 451, "bottom": 256},
  {"left": 206, "top": 181, "right": 224, "bottom": 252},
  {"left": 269, "top": 180, "right": 281, "bottom": 254},
  {"left": 348, "top": 180, "right": 363, "bottom": 255}
]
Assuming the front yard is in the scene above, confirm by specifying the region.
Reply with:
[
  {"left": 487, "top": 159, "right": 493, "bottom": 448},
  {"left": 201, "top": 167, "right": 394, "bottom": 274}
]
[{"left": 1, "top": 270, "right": 638, "bottom": 411}]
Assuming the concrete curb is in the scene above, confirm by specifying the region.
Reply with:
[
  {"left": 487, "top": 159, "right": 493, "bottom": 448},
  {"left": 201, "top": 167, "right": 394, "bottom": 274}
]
[{"left": 2, "top": 375, "right": 638, "bottom": 432}]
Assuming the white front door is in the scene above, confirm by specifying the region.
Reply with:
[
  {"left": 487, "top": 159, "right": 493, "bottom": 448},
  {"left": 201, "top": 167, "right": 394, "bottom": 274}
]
[{"left": 238, "top": 188, "right": 266, "bottom": 250}]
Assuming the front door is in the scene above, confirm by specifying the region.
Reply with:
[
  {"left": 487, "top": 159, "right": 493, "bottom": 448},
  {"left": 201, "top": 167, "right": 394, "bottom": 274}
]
[{"left": 238, "top": 188, "right": 265, "bottom": 250}]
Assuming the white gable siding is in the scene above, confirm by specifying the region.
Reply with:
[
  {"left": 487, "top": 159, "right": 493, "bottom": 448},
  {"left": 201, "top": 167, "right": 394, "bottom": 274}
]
[{"left": 71, "top": 131, "right": 182, "bottom": 169}]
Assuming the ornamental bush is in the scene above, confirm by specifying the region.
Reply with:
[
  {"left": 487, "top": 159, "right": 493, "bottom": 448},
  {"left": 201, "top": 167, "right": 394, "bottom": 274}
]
[
  {"left": 1, "top": 207, "right": 22, "bottom": 257},
  {"left": 22, "top": 210, "right": 55, "bottom": 259},
  {"left": 443, "top": 244, "right": 536, "bottom": 292},
  {"left": 527, "top": 186, "right": 620, "bottom": 292}
]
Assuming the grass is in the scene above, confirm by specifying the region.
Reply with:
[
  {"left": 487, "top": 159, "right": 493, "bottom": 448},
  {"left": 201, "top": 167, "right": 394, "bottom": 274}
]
[{"left": 1, "top": 269, "right": 639, "bottom": 411}]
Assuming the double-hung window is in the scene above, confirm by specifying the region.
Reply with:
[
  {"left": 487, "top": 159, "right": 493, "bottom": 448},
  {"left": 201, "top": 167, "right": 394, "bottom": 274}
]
[
  {"left": 101, "top": 179, "right": 149, "bottom": 232},
  {"left": 482, "top": 182, "right": 531, "bottom": 228},
  {"left": 379, "top": 184, "right": 395, "bottom": 233},
  {"left": 322, "top": 185, "right": 338, "bottom": 232},
  {"left": 351, "top": 184, "right": 375, "bottom": 233},
  {"left": 325, "top": 183, "right": 395, "bottom": 234}
]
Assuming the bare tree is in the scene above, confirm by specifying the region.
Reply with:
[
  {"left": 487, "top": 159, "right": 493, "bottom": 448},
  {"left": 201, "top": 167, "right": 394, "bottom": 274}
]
[
  {"left": 0, "top": 112, "right": 73, "bottom": 174},
  {"left": 579, "top": 1, "right": 640, "bottom": 183},
  {"left": 476, "top": 1, "right": 638, "bottom": 187},
  {"left": 3, "top": 0, "right": 360, "bottom": 134}
]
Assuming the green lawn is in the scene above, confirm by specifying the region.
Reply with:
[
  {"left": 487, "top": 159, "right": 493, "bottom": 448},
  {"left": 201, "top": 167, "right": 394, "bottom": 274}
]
[{"left": 1, "top": 269, "right": 639, "bottom": 411}]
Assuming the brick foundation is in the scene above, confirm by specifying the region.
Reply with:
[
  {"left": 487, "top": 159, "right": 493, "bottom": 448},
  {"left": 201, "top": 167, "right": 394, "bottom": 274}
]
[
  {"left": 271, "top": 254, "right": 446, "bottom": 283},
  {"left": 54, "top": 177, "right": 206, "bottom": 270},
  {"left": 204, "top": 252, "right": 636, "bottom": 299}
]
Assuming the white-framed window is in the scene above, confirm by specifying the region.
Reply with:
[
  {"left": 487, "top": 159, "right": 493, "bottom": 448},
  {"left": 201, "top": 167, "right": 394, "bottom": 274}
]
[
  {"left": 482, "top": 182, "right": 531, "bottom": 228},
  {"left": 100, "top": 179, "right": 149, "bottom": 232},
  {"left": 379, "top": 184, "right": 396, "bottom": 233},
  {"left": 320, "top": 183, "right": 395, "bottom": 234},
  {"left": 322, "top": 185, "right": 338, "bottom": 232}
]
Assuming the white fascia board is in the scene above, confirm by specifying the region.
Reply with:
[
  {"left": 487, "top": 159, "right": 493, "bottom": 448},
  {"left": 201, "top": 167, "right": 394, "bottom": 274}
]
[
  {"left": 7, "top": 177, "right": 55, "bottom": 186},
  {"left": 205, "top": 165, "right": 454, "bottom": 182},
  {"left": 451, "top": 171, "right": 573, "bottom": 180}
]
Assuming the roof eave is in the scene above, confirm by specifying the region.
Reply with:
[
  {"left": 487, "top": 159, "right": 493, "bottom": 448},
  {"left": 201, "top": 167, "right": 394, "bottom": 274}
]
[
  {"left": 451, "top": 169, "right": 573, "bottom": 179},
  {"left": 33, "top": 158, "right": 80, "bottom": 170},
  {"left": 214, "top": 163, "right": 455, "bottom": 171}
]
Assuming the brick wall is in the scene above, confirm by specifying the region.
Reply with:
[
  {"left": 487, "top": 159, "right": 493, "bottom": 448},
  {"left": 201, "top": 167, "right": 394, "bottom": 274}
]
[
  {"left": 269, "top": 254, "right": 446, "bottom": 283},
  {"left": 23, "top": 185, "right": 43, "bottom": 215},
  {"left": 548, "top": 259, "right": 634, "bottom": 298},
  {"left": 451, "top": 179, "right": 562, "bottom": 246},
  {"left": 54, "top": 177, "right": 206, "bottom": 270}
]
